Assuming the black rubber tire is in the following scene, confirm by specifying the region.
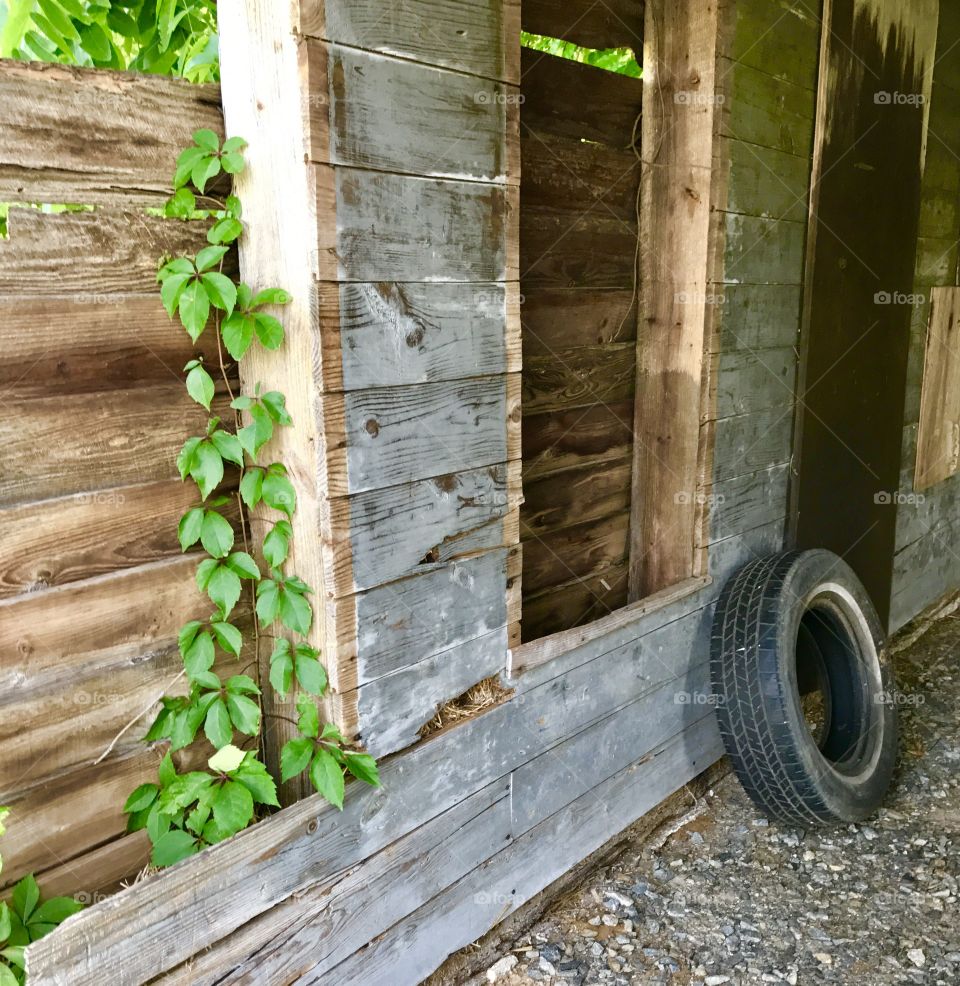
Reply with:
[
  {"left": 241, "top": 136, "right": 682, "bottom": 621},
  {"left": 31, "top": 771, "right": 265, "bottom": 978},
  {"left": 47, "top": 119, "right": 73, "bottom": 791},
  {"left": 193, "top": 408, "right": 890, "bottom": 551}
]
[{"left": 710, "top": 550, "right": 898, "bottom": 826}]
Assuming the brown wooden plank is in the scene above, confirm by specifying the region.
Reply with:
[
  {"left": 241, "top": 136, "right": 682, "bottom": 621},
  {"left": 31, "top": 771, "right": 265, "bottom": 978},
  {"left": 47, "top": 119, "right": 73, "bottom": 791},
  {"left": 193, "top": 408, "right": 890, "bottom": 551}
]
[
  {"left": 522, "top": 401, "right": 634, "bottom": 481},
  {"left": 521, "top": 561, "right": 629, "bottom": 642},
  {"left": 522, "top": 0, "right": 644, "bottom": 51},
  {"left": 0, "top": 557, "right": 206, "bottom": 702},
  {"left": 522, "top": 511, "right": 629, "bottom": 595},
  {"left": 1, "top": 609, "right": 253, "bottom": 794},
  {"left": 521, "top": 288, "right": 637, "bottom": 353},
  {"left": 520, "top": 47, "right": 642, "bottom": 148},
  {"left": 0, "top": 295, "right": 209, "bottom": 398},
  {"left": 521, "top": 457, "right": 632, "bottom": 538},
  {"left": 520, "top": 130, "right": 639, "bottom": 221},
  {"left": 0, "top": 480, "right": 239, "bottom": 598},
  {"left": 522, "top": 343, "right": 635, "bottom": 415},
  {"left": 0, "top": 60, "right": 222, "bottom": 206},
  {"left": 0, "top": 748, "right": 164, "bottom": 890},
  {"left": 520, "top": 208, "right": 637, "bottom": 288},
  {"left": 2, "top": 386, "right": 225, "bottom": 507},
  {"left": 0, "top": 209, "right": 224, "bottom": 296},
  {"left": 915, "top": 287, "right": 960, "bottom": 490},
  {"left": 629, "top": 0, "right": 723, "bottom": 599},
  {"left": 32, "top": 833, "right": 151, "bottom": 905}
]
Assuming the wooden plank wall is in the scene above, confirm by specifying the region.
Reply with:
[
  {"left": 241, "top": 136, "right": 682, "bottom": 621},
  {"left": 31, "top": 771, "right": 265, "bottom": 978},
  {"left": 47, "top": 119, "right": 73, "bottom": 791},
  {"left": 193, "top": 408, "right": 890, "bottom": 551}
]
[
  {"left": 700, "top": 0, "right": 820, "bottom": 573},
  {"left": 26, "top": 3, "right": 828, "bottom": 984},
  {"left": 219, "top": 0, "right": 521, "bottom": 767},
  {"left": 892, "top": 0, "right": 960, "bottom": 629},
  {"left": 518, "top": 5, "right": 643, "bottom": 641},
  {"left": 0, "top": 61, "right": 228, "bottom": 897}
]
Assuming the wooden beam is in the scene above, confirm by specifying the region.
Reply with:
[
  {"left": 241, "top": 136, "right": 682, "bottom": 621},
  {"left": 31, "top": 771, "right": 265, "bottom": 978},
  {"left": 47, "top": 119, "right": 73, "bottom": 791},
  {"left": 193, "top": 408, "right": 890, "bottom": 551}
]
[{"left": 628, "top": 0, "right": 724, "bottom": 600}]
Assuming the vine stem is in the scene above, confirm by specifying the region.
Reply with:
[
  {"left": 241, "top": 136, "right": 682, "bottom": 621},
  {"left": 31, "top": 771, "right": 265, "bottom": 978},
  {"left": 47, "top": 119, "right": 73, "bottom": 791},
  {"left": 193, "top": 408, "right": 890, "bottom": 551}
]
[
  {"left": 213, "top": 296, "right": 264, "bottom": 724},
  {"left": 94, "top": 668, "right": 187, "bottom": 765}
]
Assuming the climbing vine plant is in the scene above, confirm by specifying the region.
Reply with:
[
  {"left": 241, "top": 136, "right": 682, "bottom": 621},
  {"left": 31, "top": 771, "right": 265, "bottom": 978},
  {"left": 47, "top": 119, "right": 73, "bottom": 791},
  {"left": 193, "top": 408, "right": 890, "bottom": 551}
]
[{"left": 123, "top": 131, "right": 379, "bottom": 869}]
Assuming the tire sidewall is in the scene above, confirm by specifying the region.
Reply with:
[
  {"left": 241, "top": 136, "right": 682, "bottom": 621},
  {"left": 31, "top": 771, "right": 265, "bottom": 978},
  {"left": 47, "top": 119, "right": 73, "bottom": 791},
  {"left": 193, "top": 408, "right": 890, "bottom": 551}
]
[{"left": 774, "top": 550, "right": 898, "bottom": 821}]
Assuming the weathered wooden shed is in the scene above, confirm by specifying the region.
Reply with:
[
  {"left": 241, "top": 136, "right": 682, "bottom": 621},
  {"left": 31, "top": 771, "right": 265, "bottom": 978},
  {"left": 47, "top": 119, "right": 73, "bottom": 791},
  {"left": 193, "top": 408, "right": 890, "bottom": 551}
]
[{"left": 2, "top": 0, "right": 960, "bottom": 981}]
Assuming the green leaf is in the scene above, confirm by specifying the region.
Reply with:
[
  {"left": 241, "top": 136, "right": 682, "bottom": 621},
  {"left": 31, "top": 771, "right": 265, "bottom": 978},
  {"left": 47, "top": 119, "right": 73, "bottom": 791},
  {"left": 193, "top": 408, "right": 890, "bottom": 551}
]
[
  {"left": 280, "top": 587, "right": 312, "bottom": 635},
  {"left": 262, "top": 469, "right": 296, "bottom": 517},
  {"left": 226, "top": 692, "right": 261, "bottom": 736},
  {"left": 344, "top": 752, "right": 380, "bottom": 787},
  {"left": 11, "top": 876, "right": 38, "bottom": 923},
  {"left": 178, "top": 619, "right": 204, "bottom": 656},
  {"left": 204, "top": 698, "right": 233, "bottom": 749},
  {"left": 310, "top": 749, "right": 345, "bottom": 809},
  {"left": 261, "top": 391, "right": 293, "bottom": 426},
  {"left": 159, "top": 751, "right": 177, "bottom": 787},
  {"left": 176, "top": 436, "right": 202, "bottom": 481},
  {"left": 222, "top": 136, "right": 248, "bottom": 154},
  {"left": 296, "top": 695, "right": 319, "bottom": 739},
  {"left": 195, "top": 557, "right": 219, "bottom": 591},
  {"left": 164, "top": 186, "right": 196, "bottom": 219},
  {"left": 295, "top": 648, "right": 327, "bottom": 696},
  {"left": 226, "top": 674, "right": 260, "bottom": 696},
  {"left": 200, "top": 510, "right": 234, "bottom": 558},
  {"left": 178, "top": 507, "right": 204, "bottom": 551},
  {"left": 193, "top": 128, "right": 220, "bottom": 152},
  {"left": 178, "top": 278, "right": 210, "bottom": 342},
  {"left": 269, "top": 639, "right": 293, "bottom": 699},
  {"left": 252, "top": 287, "right": 292, "bottom": 307},
  {"left": 190, "top": 441, "right": 224, "bottom": 500},
  {"left": 124, "top": 783, "right": 159, "bottom": 814},
  {"left": 151, "top": 829, "right": 199, "bottom": 868},
  {"left": 160, "top": 271, "right": 191, "bottom": 316},
  {"left": 0, "top": 903, "right": 10, "bottom": 944},
  {"left": 183, "top": 630, "right": 215, "bottom": 676},
  {"left": 239, "top": 468, "right": 264, "bottom": 509},
  {"left": 196, "top": 245, "right": 229, "bottom": 273},
  {"left": 207, "top": 217, "right": 243, "bottom": 245},
  {"left": 201, "top": 272, "right": 237, "bottom": 314},
  {"left": 234, "top": 758, "right": 280, "bottom": 807},
  {"left": 210, "top": 430, "right": 244, "bottom": 468},
  {"left": 207, "top": 744, "right": 245, "bottom": 774},
  {"left": 253, "top": 312, "right": 284, "bottom": 350},
  {"left": 0, "top": 963, "right": 17, "bottom": 986},
  {"left": 237, "top": 424, "right": 259, "bottom": 460},
  {"left": 221, "top": 150, "right": 246, "bottom": 175},
  {"left": 320, "top": 722, "right": 345, "bottom": 743},
  {"left": 262, "top": 521, "right": 290, "bottom": 568},
  {"left": 211, "top": 780, "right": 254, "bottom": 837},
  {"left": 255, "top": 578, "right": 280, "bottom": 625},
  {"left": 225, "top": 551, "right": 260, "bottom": 580},
  {"left": 185, "top": 364, "right": 215, "bottom": 411},
  {"left": 212, "top": 621, "right": 243, "bottom": 657},
  {"left": 146, "top": 802, "right": 172, "bottom": 844},
  {"left": 245, "top": 404, "right": 274, "bottom": 454},
  {"left": 206, "top": 564, "right": 242, "bottom": 618},
  {"left": 280, "top": 737, "right": 314, "bottom": 782},
  {"left": 0, "top": 0, "right": 34, "bottom": 60},
  {"left": 221, "top": 312, "right": 254, "bottom": 361},
  {"left": 174, "top": 146, "right": 207, "bottom": 188},
  {"left": 192, "top": 153, "right": 221, "bottom": 193},
  {"left": 32, "top": 896, "right": 83, "bottom": 925}
]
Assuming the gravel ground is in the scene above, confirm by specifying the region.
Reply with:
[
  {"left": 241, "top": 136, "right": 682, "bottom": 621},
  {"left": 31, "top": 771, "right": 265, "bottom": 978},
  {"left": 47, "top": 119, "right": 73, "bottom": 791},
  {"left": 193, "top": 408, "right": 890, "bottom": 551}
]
[{"left": 480, "top": 612, "right": 960, "bottom": 986}]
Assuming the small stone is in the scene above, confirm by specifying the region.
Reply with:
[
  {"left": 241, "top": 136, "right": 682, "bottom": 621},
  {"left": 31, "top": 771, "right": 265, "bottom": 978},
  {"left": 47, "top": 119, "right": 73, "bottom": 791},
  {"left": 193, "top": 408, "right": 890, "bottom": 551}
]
[
  {"left": 486, "top": 955, "right": 518, "bottom": 982},
  {"left": 539, "top": 957, "right": 557, "bottom": 975},
  {"left": 691, "top": 831, "right": 706, "bottom": 845},
  {"left": 907, "top": 948, "right": 925, "bottom": 968},
  {"left": 813, "top": 953, "right": 833, "bottom": 966},
  {"left": 705, "top": 976, "right": 731, "bottom": 985}
]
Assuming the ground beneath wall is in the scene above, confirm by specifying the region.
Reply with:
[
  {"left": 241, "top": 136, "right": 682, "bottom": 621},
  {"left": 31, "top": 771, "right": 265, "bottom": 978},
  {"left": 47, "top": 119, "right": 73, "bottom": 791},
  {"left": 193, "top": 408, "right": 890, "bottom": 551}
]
[{"left": 477, "top": 612, "right": 960, "bottom": 986}]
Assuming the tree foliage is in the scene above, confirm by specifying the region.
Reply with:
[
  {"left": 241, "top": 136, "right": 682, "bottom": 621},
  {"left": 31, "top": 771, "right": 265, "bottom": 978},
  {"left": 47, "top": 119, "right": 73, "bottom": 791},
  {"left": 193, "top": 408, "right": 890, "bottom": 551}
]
[
  {"left": 520, "top": 31, "right": 641, "bottom": 78},
  {"left": 0, "top": 0, "right": 218, "bottom": 82}
]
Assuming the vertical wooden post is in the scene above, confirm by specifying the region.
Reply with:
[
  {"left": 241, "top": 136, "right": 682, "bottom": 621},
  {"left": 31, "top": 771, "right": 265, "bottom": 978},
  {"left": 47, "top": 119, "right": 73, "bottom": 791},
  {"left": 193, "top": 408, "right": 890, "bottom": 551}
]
[
  {"left": 219, "top": 2, "right": 328, "bottom": 801},
  {"left": 219, "top": 0, "right": 521, "bottom": 796},
  {"left": 628, "top": 0, "right": 724, "bottom": 600}
]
